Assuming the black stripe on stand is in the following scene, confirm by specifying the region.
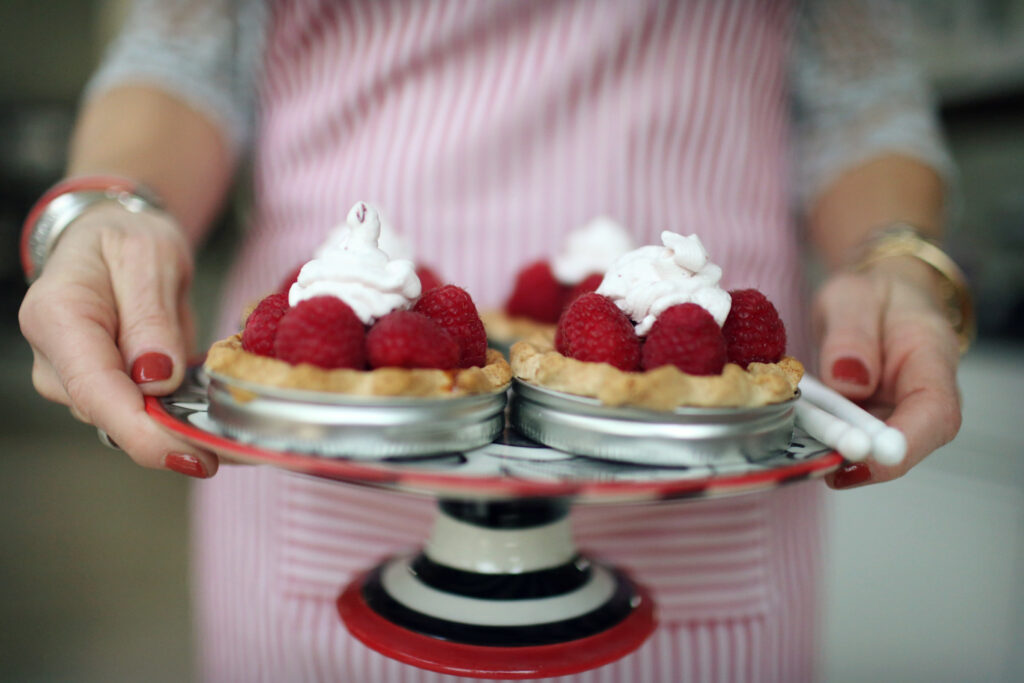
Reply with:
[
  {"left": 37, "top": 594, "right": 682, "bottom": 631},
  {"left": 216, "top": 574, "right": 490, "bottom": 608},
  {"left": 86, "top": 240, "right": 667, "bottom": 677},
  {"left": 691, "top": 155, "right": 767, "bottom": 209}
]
[
  {"left": 409, "top": 553, "right": 591, "bottom": 600},
  {"left": 361, "top": 565, "right": 635, "bottom": 647},
  {"left": 439, "top": 498, "right": 570, "bottom": 529}
]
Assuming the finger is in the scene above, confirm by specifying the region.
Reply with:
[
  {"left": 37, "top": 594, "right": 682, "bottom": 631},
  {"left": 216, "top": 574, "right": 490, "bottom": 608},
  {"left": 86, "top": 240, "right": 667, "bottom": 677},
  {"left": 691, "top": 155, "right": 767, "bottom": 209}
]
[
  {"left": 30, "top": 349, "right": 71, "bottom": 405},
  {"left": 104, "top": 228, "right": 192, "bottom": 395},
  {"left": 814, "top": 273, "right": 883, "bottom": 400},
  {"left": 34, "top": 311, "right": 218, "bottom": 477},
  {"left": 871, "top": 340, "right": 960, "bottom": 484},
  {"left": 825, "top": 461, "right": 874, "bottom": 490}
]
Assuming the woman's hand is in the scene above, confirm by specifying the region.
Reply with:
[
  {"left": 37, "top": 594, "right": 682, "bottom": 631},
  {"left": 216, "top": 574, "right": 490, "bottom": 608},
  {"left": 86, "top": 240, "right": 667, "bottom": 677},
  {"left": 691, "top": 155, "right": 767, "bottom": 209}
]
[
  {"left": 18, "top": 203, "right": 218, "bottom": 478},
  {"left": 813, "top": 257, "right": 962, "bottom": 488}
]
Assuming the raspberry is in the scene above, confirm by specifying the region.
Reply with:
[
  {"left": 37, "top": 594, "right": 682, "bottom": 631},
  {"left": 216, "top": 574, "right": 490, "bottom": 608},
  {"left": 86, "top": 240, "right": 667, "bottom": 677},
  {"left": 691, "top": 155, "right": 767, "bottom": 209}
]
[
  {"left": 565, "top": 273, "right": 604, "bottom": 308},
  {"left": 415, "top": 265, "right": 445, "bottom": 294},
  {"left": 722, "top": 289, "right": 786, "bottom": 366},
  {"left": 555, "top": 293, "right": 641, "bottom": 371},
  {"left": 366, "top": 310, "right": 460, "bottom": 369},
  {"left": 241, "top": 293, "right": 290, "bottom": 357},
  {"left": 413, "top": 285, "right": 488, "bottom": 367},
  {"left": 274, "top": 296, "right": 366, "bottom": 369},
  {"left": 277, "top": 262, "right": 305, "bottom": 294},
  {"left": 505, "top": 260, "right": 569, "bottom": 324},
  {"left": 641, "top": 303, "right": 726, "bottom": 375}
]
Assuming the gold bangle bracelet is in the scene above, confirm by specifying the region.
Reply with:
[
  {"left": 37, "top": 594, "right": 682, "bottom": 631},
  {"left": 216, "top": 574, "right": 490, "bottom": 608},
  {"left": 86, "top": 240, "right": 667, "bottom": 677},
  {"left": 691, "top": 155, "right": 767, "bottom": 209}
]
[{"left": 852, "top": 223, "right": 975, "bottom": 354}]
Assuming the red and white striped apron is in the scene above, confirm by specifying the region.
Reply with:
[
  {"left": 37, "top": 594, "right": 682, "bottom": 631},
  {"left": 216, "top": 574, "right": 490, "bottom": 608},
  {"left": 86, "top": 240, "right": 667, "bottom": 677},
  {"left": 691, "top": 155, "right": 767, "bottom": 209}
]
[{"left": 197, "top": 1, "right": 823, "bottom": 680}]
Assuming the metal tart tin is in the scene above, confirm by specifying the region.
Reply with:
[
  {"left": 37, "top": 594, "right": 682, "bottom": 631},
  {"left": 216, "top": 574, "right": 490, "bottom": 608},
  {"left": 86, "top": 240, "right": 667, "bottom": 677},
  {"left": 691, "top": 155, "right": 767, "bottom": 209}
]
[
  {"left": 206, "top": 371, "right": 507, "bottom": 458},
  {"left": 510, "top": 379, "right": 797, "bottom": 467}
]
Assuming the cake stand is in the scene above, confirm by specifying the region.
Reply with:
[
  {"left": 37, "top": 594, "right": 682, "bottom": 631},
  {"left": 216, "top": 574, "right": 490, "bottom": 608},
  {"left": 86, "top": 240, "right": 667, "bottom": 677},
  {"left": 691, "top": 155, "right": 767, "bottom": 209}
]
[{"left": 148, "top": 366, "right": 842, "bottom": 679}]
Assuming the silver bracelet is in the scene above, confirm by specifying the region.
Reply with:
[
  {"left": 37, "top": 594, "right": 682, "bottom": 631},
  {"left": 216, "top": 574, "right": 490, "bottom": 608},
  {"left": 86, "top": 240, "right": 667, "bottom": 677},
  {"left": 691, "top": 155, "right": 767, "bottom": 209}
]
[{"left": 24, "top": 186, "right": 164, "bottom": 283}]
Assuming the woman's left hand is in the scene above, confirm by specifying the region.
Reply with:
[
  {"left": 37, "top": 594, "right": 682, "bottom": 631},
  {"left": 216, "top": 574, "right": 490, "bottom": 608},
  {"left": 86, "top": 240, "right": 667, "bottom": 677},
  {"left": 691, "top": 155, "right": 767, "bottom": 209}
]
[{"left": 812, "top": 257, "right": 963, "bottom": 489}]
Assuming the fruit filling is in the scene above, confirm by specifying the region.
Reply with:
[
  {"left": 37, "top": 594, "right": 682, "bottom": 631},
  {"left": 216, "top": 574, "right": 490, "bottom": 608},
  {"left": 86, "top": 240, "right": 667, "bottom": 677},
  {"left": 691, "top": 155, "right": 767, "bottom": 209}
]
[{"left": 551, "top": 232, "right": 788, "bottom": 376}]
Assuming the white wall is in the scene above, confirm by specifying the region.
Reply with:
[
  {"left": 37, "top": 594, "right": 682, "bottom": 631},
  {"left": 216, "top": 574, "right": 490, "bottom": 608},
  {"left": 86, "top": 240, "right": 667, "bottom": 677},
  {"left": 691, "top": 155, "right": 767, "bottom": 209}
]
[{"left": 822, "top": 344, "right": 1024, "bottom": 682}]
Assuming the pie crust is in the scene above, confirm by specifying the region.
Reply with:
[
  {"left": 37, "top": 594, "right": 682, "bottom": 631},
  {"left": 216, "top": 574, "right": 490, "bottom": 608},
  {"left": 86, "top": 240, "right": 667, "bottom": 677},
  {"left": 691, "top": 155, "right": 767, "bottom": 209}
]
[
  {"left": 511, "top": 331, "right": 803, "bottom": 411},
  {"left": 205, "top": 334, "right": 512, "bottom": 398}
]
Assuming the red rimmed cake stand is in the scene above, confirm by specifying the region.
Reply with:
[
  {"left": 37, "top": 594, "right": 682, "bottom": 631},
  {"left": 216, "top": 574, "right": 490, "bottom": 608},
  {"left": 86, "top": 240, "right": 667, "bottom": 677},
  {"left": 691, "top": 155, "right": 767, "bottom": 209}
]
[{"left": 148, "top": 367, "right": 841, "bottom": 679}]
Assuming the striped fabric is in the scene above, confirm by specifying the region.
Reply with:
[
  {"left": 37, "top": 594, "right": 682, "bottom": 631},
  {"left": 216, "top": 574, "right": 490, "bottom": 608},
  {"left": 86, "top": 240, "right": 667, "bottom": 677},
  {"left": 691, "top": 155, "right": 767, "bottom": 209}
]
[
  {"left": 196, "top": 473, "right": 823, "bottom": 682},
  {"left": 221, "top": 0, "right": 805, "bottom": 343},
  {"left": 198, "top": 1, "right": 824, "bottom": 680}
]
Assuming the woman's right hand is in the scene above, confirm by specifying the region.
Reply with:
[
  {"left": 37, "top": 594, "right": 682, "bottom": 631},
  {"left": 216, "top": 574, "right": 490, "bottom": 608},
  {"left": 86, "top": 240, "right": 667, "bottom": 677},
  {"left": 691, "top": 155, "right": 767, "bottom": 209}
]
[{"left": 18, "top": 202, "right": 218, "bottom": 478}]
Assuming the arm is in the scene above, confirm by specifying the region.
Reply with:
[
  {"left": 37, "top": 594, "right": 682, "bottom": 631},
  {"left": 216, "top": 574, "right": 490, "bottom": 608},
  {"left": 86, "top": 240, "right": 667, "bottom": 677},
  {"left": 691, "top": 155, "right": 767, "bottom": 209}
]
[
  {"left": 808, "top": 154, "right": 945, "bottom": 265},
  {"left": 68, "top": 84, "right": 234, "bottom": 243},
  {"left": 792, "top": 0, "right": 964, "bottom": 487},
  {"left": 19, "top": 0, "right": 259, "bottom": 477},
  {"left": 19, "top": 84, "right": 234, "bottom": 478},
  {"left": 808, "top": 153, "right": 962, "bottom": 488}
]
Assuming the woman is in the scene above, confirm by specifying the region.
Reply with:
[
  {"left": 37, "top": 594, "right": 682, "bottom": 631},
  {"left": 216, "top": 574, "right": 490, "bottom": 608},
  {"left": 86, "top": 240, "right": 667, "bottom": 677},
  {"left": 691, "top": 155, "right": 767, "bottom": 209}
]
[{"left": 19, "top": 1, "right": 964, "bottom": 680}]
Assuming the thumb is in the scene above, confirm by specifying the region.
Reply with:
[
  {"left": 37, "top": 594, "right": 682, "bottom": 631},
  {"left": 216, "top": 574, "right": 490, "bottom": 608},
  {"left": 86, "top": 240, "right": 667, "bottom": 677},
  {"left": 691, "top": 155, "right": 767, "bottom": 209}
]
[
  {"left": 814, "top": 273, "right": 882, "bottom": 400},
  {"left": 106, "top": 229, "right": 193, "bottom": 395}
]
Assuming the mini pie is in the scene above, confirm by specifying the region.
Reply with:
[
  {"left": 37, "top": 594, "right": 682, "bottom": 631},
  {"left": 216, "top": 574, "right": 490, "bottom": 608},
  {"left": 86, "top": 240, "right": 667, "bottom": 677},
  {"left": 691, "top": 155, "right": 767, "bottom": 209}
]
[
  {"left": 204, "top": 201, "right": 512, "bottom": 401},
  {"left": 511, "top": 330, "right": 802, "bottom": 411},
  {"left": 488, "top": 217, "right": 633, "bottom": 347},
  {"left": 508, "top": 231, "right": 804, "bottom": 412}
]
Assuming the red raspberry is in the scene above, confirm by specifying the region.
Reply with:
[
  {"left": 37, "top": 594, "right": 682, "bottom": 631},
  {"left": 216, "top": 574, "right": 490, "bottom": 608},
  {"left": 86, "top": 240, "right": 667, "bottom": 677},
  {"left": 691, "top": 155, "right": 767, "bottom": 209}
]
[
  {"left": 505, "top": 260, "right": 569, "bottom": 324},
  {"left": 641, "top": 303, "right": 726, "bottom": 375},
  {"left": 415, "top": 265, "right": 445, "bottom": 294},
  {"left": 555, "top": 293, "right": 641, "bottom": 371},
  {"left": 274, "top": 296, "right": 366, "bottom": 369},
  {"left": 366, "top": 310, "right": 460, "bottom": 369},
  {"left": 565, "top": 273, "right": 604, "bottom": 308},
  {"left": 241, "top": 293, "right": 290, "bottom": 357},
  {"left": 413, "top": 285, "right": 488, "bottom": 367},
  {"left": 722, "top": 289, "right": 786, "bottom": 366},
  {"left": 277, "top": 262, "right": 305, "bottom": 294}
]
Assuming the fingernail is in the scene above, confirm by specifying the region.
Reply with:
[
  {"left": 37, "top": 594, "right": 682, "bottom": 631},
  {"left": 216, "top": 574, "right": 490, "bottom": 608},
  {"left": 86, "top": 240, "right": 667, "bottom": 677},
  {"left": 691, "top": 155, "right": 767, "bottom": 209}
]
[
  {"left": 832, "top": 462, "right": 871, "bottom": 489},
  {"left": 131, "top": 352, "right": 173, "bottom": 383},
  {"left": 832, "top": 357, "right": 870, "bottom": 386},
  {"left": 165, "top": 453, "right": 208, "bottom": 479}
]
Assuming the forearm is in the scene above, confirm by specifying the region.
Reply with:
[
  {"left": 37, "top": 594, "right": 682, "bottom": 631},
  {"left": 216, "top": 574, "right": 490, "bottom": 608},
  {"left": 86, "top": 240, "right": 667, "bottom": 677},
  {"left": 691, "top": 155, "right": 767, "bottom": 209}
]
[
  {"left": 68, "top": 84, "right": 235, "bottom": 246},
  {"left": 807, "top": 153, "right": 946, "bottom": 270}
]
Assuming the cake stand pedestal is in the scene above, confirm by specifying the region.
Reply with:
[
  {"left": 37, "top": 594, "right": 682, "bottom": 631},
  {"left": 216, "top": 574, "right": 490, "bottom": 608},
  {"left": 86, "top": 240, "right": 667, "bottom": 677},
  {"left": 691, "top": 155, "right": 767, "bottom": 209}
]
[
  {"left": 147, "top": 367, "right": 841, "bottom": 679},
  {"left": 337, "top": 497, "right": 654, "bottom": 678}
]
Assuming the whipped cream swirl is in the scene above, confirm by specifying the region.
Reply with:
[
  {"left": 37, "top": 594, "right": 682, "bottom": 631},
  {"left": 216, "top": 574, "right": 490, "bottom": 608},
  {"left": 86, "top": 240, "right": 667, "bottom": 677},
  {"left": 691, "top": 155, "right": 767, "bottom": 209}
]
[
  {"left": 596, "top": 231, "right": 731, "bottom": 335},
  {"left": 315, "top": 205, "right": 414, "bottom": 261},
  {"left": 551, "top": 216, "right": 635, "bottom": 285},
  {"left": 289, "top": 202, "right": 421, "bottom": 324}
]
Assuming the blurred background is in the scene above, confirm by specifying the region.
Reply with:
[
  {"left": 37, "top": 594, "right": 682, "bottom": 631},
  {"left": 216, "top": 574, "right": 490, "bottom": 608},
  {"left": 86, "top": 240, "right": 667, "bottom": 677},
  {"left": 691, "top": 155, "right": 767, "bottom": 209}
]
[{"left": 1, "top": 1, "right": 1021, "bottom": 681}]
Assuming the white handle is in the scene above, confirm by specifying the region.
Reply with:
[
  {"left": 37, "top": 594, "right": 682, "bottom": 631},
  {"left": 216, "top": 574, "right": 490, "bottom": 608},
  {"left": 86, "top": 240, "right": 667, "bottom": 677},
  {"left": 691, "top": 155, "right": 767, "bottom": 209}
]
[
  {"left": 799, "top": 375, "right": 906, "bottom": 466},
  {"left": 795, "top": 400, "right": 871, "bottom": 462}
]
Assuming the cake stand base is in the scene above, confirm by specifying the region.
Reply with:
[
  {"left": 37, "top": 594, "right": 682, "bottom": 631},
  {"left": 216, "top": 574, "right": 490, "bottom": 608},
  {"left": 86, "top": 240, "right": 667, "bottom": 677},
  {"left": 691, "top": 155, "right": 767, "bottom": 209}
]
[{"left": 337, "top": 498, "right": 656, "bottom": 679}]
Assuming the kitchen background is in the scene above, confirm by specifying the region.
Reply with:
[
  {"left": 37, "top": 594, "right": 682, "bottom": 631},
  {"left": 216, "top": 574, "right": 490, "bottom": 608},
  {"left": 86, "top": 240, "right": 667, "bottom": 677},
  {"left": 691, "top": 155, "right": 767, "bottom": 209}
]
[{"left": 0, "top": 1, "right": 1022, "bottom": 681}]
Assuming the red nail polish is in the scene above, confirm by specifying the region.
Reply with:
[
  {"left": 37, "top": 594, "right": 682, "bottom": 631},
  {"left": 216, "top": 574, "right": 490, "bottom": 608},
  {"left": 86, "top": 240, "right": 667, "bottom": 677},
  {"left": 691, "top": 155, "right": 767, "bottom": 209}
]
[
  {"left": 131, "top": 352, "right": 173, "bottom": 383},
  {"left": 832, "top": 357, "right": 870, "bottom": 386},
  {"left": 165, "top": 453, "right": 208, "bottom": 479},
  {"left": 832, "top": 462, "right": 871, "bottom": 489}
]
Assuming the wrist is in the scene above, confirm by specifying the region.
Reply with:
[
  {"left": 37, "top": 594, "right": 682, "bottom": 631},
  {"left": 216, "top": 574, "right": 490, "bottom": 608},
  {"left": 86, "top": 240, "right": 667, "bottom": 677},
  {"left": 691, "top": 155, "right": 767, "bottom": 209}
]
[
  {"left": 859, "top": 254, "right": 946, "bottom": 301},
  {"left": 849, "top": 223, "right": 974, "bottom": 354},
  {"left": 21, "top": 175, "right": 165, "bottom": 283}
]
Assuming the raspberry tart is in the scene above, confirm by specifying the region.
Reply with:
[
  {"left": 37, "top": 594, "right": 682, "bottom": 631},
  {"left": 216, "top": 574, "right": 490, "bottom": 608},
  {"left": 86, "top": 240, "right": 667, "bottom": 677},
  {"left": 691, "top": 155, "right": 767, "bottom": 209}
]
[
  {"left": 510, "top": 231, "right": 803, "bottom": 411},
  {"left": 482, "top": 216, "right": 635, "bottom": 348},
  {"left": 207, "top": 202, "right": 510, "bottom": 397},
  {"left": 204, "top": 203, "right": 510, "bottom": 455}
]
